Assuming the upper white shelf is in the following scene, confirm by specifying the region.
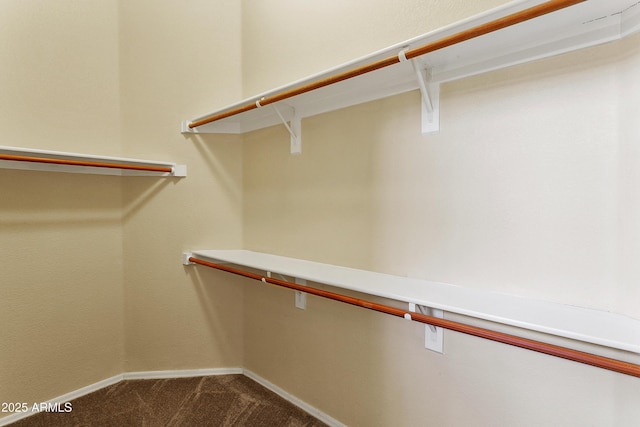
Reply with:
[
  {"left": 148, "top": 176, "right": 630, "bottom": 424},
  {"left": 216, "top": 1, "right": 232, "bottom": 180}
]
[
  {"left": 187, "top": 249, "right": 640, "bottom": 354},
  {"left": 182, "top": 0, "right": 640, "bottom": 144},
  {"left": 0, "top": 145, "right": 186, "bottom": 177}
]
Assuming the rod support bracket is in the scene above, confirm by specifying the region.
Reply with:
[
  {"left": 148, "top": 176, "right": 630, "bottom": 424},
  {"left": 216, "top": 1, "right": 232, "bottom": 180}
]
[
  {"left": 409, "top": 303, "right": 444, "bottom": 353},
  {"left": 181, "top": 120, "right": 197, "bottom": 134},
  {"left": 295, "top": 278, "right": 307, "bottom": 310},
  {"left": 182, "top": 252, "right": 194, "bottom": 266},
  {"left": 398, "top": 51, "right": 440, "bottom": 135},
  {"left": 272, "top": 104, "right": 302, "bottom": 154},
  {"left": 172, "top": 165, "right": 188, "bottom": 177},
  {"left": 413, "top": 65, "right": 440, "bottom": 135}
]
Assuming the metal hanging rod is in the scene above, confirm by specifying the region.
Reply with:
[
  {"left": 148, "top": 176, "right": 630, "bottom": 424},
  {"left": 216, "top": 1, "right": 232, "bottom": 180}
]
[
  {"left": 0, "top": 153, "right": 174, "bottom": 174},
  {"left": 188, "top": 255, "right": 640, "bottom": 379},
  {"left": 187, "top": 0, "right": 585, "bottom": 130}
]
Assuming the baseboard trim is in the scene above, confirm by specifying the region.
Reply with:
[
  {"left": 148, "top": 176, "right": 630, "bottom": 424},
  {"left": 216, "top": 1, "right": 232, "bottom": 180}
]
[
  {"left": 0, "top": 368, "right": 243, "bottom": 427},
  {"left": 244, "top": 369, "right": 346, "bottom": 427},
  {"left": 123, "top": 367, "right": 243, "bottom": 380},
  {"left": 0, "top": 374, "right": 123, "bottom": 427},
  {"left": 0, "top": 368, "right": 343, "bottom": 427}
]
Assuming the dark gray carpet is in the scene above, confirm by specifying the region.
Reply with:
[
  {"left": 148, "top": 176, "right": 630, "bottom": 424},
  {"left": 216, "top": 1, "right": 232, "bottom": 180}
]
[{"left": 9, "top": 374, "right": 328, "bottom": 426}]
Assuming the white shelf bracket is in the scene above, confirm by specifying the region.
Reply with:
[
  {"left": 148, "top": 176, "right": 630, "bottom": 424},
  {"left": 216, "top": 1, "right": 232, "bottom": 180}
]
[
  {"left": 399, "top": 51, "right": 440, "bottom": 135},
  {"left": 294, "top": 278, "right": 307, "bottom": 310},
  {"left": 272, "top": 104, "right": 302, "bottom": 155},
  {"left": 267, "top": 271, "right": 307, "bottom": 309},
  {"left": 409, "top": 303, "right": 444, "bottom": 354},
  {"left": 413, "top": 65, "right": 440, "bottom": 135}
]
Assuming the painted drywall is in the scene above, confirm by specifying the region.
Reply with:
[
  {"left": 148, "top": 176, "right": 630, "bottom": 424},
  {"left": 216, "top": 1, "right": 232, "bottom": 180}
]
[
  {"left": 117, "top": 1, "right": 245, "bottom": 372},
  {"left": 0, "top": 0, "right": 125, "bottom": 410},
  {"left": 0, "top": 0, "right": 246, "bottom": 417},
  {"left": 241, "top": 1, "right": 640, "bottom": 425},
  {"left": 2, "top": 1, "right": 639, "bottom": 425},
  {"left": 241, "top": 0, "right": 511, "bottom": 97},
  {"left": 616, "top": 32, "right": 640, "bottom": 320}
]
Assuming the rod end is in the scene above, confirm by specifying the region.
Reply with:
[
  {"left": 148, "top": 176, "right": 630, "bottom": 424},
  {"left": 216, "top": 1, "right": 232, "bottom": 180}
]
[{"left": 182, "top": 252, "right": 194, "bottom": 265}]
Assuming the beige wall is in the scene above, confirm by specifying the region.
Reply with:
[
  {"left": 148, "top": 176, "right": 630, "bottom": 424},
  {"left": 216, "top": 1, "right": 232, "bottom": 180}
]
[
  {"left": 117, "top": 0, "right": 245, "bottom": 373},
  {"left": 2, "top": 1, "right": 639, "bottom": 426},
  {"left": 0, "top": 0, "right": 125, "bottom": 407},
  {"left": 616, "top": 33, "right": 640, "bottom": 319},
  {"left": 0, "top": 0, "right": 245, "bottom": 418},
  {"left": 242, "top": 1, "right": 640, "bottom": 425},
  {"left": 241, "top": 0, "right": 509, "bottom": 96}
]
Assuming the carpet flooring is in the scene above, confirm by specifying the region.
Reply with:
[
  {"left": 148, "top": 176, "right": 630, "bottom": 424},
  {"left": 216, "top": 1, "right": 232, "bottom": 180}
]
[{"left": 9, "top": 374, "right": 329, "bottom": 426}]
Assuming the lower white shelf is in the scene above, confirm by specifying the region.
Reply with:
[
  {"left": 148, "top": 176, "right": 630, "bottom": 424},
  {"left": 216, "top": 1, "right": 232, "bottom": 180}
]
[
  {"left": 0, "top": 145, "right": 186, "bottom": 177},
  {"left": 187, "top": 249, "right": 640, "bottom": 354}
]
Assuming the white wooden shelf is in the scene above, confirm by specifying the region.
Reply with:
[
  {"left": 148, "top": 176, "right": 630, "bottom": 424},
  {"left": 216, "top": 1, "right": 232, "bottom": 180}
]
[
  {"left": 186, "top": 249, "right": 640, "bottom": 354},
  {"left": 182, "top": 0, "right": 640, "bottom": 153},
  {"left": 0, "top": 145, "right": 186, "bottom": 177}
]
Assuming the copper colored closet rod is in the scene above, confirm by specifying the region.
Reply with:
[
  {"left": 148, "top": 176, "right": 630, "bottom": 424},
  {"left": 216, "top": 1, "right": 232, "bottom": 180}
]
[
  {"left": 189, "top": 256, "right": 640, "bottom": 379},
  {"left": 188, "top": 0, "right": 585, "bottom": 129},
  {"left": 0, "top": 154, "right": 173, "bottom": 173}
]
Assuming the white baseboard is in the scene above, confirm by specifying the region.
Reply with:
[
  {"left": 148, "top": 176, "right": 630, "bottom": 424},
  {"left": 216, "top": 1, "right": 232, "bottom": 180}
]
[
  {"left": 0, "top": 368, "right": 343, "bottom": 427},
  {"left": 0, "top": 368, "right": 242, "bottom": 427},
  {"left": 243, "top": 369, "right": 346, "bottom": 427},
  {"left": 123, "top": 367, "right": 243, "bottom": 380},
  {"left": 0, "top": 374, "right": 123, "bottom": 427}
]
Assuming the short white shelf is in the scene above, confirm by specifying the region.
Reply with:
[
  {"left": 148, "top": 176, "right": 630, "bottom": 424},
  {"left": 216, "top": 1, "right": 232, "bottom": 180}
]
[
  {"left": 182, "top": 0, "right": 640, "bottom": 153},
  {"left": 0, "top": 145, "right": 186, "bottom": 177},
  {"left": 187, "top": 249, "right": 640, "bottom": 354}
]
